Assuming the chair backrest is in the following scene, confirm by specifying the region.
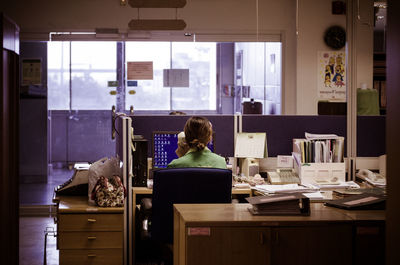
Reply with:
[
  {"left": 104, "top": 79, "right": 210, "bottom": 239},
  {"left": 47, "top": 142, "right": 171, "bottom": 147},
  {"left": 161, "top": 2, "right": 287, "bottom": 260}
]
[{"left": 151, "top": 167, "right": 232, "bottom": 244}]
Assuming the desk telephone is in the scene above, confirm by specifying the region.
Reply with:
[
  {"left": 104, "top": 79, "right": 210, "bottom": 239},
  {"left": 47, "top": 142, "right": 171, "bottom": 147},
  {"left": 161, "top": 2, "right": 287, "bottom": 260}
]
[
  {"left": 356, "top": 169, "right": 386, "bottom": 186},
  {"left": 267, "top": 168, "right": 301, "bottom": 185}
]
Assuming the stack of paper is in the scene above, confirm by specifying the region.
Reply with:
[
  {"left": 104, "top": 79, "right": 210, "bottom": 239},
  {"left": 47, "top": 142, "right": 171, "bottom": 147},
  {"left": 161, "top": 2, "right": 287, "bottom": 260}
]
[
  {"left": 302, "top": 191, "right": 325, "bottom": 201},
  {"left": 254, "top": 184, "right": 318, "bottom": 194},
  {"left": 246, "top": 194, "right": 310, "bottom": 215},
  {"left": 311, "top": 181, "right": 360, "bottom": 190}
]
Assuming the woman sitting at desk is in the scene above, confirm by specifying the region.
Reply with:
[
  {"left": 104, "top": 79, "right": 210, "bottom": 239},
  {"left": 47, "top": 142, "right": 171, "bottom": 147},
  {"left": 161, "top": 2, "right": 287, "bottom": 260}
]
[{"left": 168, "top": 116, "right": 227, "bottom": 169}]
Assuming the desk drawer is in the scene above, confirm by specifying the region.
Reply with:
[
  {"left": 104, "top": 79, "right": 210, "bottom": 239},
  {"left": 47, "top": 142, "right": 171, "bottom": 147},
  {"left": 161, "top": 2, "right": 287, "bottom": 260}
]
[
  {"left": 58, "top": 213, "right": 122, "bottom": 231},
  {"left": 58, "top": 231, "right": 122, "bottom": 249},
  {"left": 60, "top": 249, "right": 122, "bottom": 265}
]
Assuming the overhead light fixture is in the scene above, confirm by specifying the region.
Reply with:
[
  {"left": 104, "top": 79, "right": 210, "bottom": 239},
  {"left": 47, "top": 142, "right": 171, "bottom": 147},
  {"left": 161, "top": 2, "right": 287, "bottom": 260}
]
[
  {"left": 120, "top": 0, "right": 127, "bottom": 6},
  {"left": 128, "top": 19, "right": 186, "bottom": 30},
  {"left": 128, "top": 0, "right": 186, "bottom": 8}
]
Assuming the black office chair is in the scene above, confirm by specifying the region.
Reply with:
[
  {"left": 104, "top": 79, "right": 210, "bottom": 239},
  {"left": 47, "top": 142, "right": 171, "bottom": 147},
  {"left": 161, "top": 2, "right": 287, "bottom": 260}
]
[{"left": 136, "top": 167, "right": 232, "bottom": 264}]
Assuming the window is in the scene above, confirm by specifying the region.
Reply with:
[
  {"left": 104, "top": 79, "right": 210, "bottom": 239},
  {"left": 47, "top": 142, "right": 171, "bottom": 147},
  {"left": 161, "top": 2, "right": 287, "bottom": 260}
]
[
  {"left": 48, "top": 41, "right": 70, "bottom": 110},
  {"left": 235, "top": 42, "right": 282, "bottom": 114},
  {"left": 125, "top": 42, "right": 217, "bottom": 111},
  {"left": 171, "top": 42, "right": 216, "bottom": 110},
  {"left": 48, "top": 41, "right": 117, "bottom": 110},
  {"left": 48, "top": 40, "right": 281, "bottom": 114},
  {"left": 71, "top": 42, "right": 117, "bottom": 110},
  {"left": 125, "top": 42, "right": 171, "bottom": 110}
]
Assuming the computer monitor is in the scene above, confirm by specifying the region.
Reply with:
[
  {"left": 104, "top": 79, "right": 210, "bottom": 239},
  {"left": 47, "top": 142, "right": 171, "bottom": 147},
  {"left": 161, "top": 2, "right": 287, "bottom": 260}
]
[{"left": 152, "top": 131, "right": 215, "bottom": 169}]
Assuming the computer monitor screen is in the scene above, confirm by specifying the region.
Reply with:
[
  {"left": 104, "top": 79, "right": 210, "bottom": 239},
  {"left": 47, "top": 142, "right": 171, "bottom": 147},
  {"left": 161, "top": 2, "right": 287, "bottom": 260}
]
[{"left": 152, "top": 131, "right": 215, "bottom": 169}]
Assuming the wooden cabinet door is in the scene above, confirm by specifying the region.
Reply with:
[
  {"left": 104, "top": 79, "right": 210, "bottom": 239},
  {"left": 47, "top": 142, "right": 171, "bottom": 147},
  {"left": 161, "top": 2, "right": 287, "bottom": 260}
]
[
  {"left": 271, "top": 224, "right": 353, "bottom": 265},
  {"left": 186, "top": 227, "right": 271, "bottom": 265}
]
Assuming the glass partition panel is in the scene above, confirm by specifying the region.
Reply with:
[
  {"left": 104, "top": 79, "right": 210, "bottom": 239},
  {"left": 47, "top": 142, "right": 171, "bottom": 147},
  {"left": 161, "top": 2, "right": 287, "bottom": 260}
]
[
  {"left": 171, "top": 42, "right": 217, "bottom": 110},
  {"left": 125, "top": 42, "right": 171, "bottom": 110},
  {"left": 48, "top": 41, "right": 70, "bottom": 110},
  {"left": 71, "top": 42, "right": 117, "bottom": 110},
  {"left": 234, "top": 42, "right": 282, "bottom": 114}
]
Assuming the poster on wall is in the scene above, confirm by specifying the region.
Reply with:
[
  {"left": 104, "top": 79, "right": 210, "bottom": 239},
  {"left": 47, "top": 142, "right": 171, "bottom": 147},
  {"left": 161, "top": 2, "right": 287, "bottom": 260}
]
[
  {"left": 318, "top": 51, "right": 346, "bottom": 101},
  {"left": 22, "top": 59, "right": 42, "bottom": 85}
]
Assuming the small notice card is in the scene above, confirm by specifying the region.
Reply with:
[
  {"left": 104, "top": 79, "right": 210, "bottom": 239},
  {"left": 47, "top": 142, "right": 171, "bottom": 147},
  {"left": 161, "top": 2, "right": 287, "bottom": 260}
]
[
  {"left": 234, "top": 132, "right": 267, "bottom": 158},
  {"left": 127, "top": 61, "right": 153, "bottom": 80},
  {"left": 163, "top": 69, "right": 189, "bottom": 87}
]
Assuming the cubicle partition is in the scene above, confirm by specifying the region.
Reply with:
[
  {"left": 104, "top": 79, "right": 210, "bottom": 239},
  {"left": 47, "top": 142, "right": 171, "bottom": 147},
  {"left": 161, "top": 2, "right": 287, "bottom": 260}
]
[
  {"left": 242, "top": 115, "right": 385, "bottom": 157},
  {"left": 242, "top": 115, "right": 348, "bottom": 157},
  {"left": 129, "top": 114, "right": 385, "bottom": 159},
  {"left": 357, "top": 116, "right": 386, "bottom": 157},
  {"left": 130, "top": 115, "right": 235, "bottom": 157}
]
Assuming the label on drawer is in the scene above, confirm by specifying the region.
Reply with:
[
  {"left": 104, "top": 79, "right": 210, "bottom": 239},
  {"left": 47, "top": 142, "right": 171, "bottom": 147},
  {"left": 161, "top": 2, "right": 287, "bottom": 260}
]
[
  {"left": 188, "top": 227, "right": 210, "bottom": 236},
  {"left": 86, "top": 208, "right": 98, "bottom": 212}
]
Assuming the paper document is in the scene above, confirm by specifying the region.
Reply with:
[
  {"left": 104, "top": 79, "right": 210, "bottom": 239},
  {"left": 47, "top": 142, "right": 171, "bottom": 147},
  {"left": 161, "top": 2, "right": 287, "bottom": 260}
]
[
  {"left": 235, "top": 133, "right": 267, "bottom": 158},
  {"left": 302, "top": 191, "right": 325, "bottom": 200},
  {"left": 305, "top": 132, "right": 339, "bottom": 140},
  {"left": 312, "top": 181, "right": 360, "bottom": 190},
  {"left": 254, "top": 184, "right": 318, "bottom": 194}
]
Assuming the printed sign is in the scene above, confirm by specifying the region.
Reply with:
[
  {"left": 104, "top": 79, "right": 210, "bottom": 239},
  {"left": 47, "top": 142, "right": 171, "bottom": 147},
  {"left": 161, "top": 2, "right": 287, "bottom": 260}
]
[
  {"left": 127, "top": 61, "right": 153, "bottom": 80},
  {"left": 163, "top": 69, "right": 189, "bottom": 87}
]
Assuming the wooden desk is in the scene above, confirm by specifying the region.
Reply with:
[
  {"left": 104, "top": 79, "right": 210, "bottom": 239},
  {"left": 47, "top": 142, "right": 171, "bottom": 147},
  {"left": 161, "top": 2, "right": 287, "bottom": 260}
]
[
  {"left": 132, "top": 186, "right": 252, "bottom": 264},
  {"left": 174, "top": 203, "right": 385, "bottom": 265},
  {"left": 55, "top": 196, "right": 124, "bottom": 265}
]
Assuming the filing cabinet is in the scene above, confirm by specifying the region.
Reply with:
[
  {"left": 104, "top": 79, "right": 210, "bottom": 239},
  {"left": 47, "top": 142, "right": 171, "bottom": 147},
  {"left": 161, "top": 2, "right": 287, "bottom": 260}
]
[{"left": 55, "top": 196, "right": 124, "bottom": 265}]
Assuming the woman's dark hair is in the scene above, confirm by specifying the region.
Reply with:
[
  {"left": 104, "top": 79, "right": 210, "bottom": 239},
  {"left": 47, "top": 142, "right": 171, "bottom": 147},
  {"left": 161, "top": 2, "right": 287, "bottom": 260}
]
[{"left": 184, "top": 116, "right": 212, "bottom": 151}]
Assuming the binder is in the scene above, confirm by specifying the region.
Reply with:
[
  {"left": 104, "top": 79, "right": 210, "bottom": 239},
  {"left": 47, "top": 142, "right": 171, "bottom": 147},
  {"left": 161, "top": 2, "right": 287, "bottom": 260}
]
[
  {"left": 324, "top": 193, "right": 386, "bottom": 210},
  {"left": 246, "top": 194, "right": 310, "bottom": 216}
]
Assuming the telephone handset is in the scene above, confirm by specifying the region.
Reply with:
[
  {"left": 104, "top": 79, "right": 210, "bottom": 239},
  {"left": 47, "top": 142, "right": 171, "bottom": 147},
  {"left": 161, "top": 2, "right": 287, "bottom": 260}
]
[{"left": 356, "top": 169, "right": 386, "bottom": 186}]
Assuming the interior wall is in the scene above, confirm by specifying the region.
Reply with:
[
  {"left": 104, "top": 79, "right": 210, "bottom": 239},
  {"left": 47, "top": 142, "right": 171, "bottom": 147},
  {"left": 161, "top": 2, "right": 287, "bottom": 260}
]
[
  {"left": 19, "top": 42, "right": 47, "bottom": 183},
  {"left": 296, "top": 0, "right": 346, "bottom": 115},
  {"left": 296, "top": 0, "right": 373, "bottom": 115}
]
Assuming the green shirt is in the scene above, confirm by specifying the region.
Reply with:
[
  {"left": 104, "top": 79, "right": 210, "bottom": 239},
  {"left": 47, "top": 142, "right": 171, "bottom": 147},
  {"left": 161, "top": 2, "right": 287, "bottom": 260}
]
[{"left": 167, "top": 147, "right": 227, "bottom": 169}]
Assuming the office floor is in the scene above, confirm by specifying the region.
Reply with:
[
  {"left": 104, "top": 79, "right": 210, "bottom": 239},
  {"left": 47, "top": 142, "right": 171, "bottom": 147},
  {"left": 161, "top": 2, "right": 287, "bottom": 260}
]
[
  {"left": 20, "top": 217, "right": 58, "bottom": 265},
  {"left": 20, "top": 168, "right": 73, "bottom": 205},
  {"left": 19, "top": 168, "right": 71, "bottom": 265}
]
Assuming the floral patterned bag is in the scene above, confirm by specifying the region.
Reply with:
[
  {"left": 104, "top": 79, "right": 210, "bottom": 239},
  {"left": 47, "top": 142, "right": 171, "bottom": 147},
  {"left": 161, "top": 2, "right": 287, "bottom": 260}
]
[{"left": 91, "top": 175, "right": 126, "bottom": 207}]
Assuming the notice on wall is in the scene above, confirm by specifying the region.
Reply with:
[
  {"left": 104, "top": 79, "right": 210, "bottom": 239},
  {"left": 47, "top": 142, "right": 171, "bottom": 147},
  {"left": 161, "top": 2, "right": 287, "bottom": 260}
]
[
  {"left": 317, "top": 51, "right": 346, "bottom": 101},
  {"left": 22, "top": 59, "right": 42, "bottom": 85},
  {"left": 163, "top": 69, "right": 189, "bottom": 87},
  {"left": 127, "top": 61, "right": 153, "bottom": 80}
]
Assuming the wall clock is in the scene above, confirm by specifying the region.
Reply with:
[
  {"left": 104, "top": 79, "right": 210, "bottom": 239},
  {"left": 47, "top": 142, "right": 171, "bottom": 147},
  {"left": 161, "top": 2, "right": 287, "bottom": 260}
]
[{"left": 324, "top": 26, "right": 346, "bottom": 50}]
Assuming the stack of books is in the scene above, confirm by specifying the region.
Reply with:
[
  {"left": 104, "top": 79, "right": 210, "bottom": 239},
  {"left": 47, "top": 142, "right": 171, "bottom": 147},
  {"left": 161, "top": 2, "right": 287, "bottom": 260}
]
[{"left": 246, "top": 194, "right": 310, "bottom": 216}]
